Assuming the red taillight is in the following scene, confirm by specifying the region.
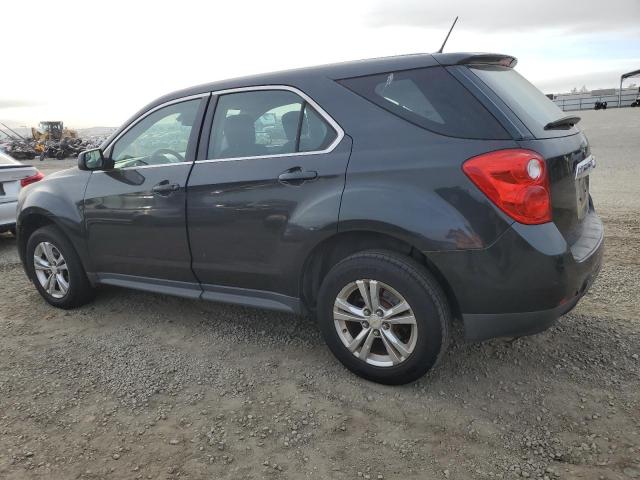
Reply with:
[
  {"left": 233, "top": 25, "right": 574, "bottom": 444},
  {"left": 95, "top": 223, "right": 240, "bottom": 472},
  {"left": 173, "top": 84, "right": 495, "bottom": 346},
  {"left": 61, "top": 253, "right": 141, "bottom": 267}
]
[
  {"left": 20, "top": 171, "right": 45, "bottom": 188},
  {"left": 462, "top": 149, "right": 551, "bottom": 225}
]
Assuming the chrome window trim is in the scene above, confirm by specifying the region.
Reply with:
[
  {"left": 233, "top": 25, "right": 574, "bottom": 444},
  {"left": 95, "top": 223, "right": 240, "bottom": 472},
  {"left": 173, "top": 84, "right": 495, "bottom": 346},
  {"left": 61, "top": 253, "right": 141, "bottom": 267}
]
[
  {"left": 197, "top": 84, "right": 345, "bottom": 164},
  {"left": 98, "top": 85, "right": 344, "bottom": 172},
  {"left": 93, "top": 161, "right": 191, "bottom": 173},
  {"left": 98, "top": 93, "right": 209, "bottom": 172}
]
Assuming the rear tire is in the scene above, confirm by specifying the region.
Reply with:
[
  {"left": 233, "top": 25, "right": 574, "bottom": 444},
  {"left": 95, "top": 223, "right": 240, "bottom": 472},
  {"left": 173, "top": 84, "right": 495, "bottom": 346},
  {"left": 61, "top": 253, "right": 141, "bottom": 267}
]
[
  {"left": 317, "top": 250, "right": 450, "bottom": 385},
  {"left": 25, "top": 225, "right": 95, "bottom": 309}
]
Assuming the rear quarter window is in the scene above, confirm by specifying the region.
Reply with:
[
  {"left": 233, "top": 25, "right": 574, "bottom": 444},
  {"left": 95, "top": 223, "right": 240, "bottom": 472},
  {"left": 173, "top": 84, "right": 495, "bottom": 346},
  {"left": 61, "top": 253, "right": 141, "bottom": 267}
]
[{"left": 338, "top": 66, "right": 510, "bottom": 140}]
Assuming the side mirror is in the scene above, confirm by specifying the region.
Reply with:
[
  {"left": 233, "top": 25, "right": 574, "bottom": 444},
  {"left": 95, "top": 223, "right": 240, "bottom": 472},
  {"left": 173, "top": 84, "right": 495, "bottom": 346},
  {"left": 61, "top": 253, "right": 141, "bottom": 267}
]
[{"left": 78, "top": 148, "right": 113, "bottom": 170}]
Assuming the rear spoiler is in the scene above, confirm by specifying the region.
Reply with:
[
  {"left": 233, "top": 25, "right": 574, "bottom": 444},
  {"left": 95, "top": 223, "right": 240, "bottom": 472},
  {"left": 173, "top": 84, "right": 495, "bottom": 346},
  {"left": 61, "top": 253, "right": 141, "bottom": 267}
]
[{"left": 433, "top": 53, "right": 517, "bottom": 68}]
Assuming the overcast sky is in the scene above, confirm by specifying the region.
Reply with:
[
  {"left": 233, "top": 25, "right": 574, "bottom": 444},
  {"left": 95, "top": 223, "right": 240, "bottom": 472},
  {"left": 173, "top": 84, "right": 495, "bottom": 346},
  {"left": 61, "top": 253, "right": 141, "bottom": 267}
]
[{"left": 1, "top": 0, "right": 638, "bottom": 128}]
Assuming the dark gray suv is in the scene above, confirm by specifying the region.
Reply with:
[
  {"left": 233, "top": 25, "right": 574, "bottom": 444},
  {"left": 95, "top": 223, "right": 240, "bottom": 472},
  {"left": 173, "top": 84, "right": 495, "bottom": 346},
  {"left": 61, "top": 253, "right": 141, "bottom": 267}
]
[{"left": 17, "top": 53, "right": 603, "bottom": 384}]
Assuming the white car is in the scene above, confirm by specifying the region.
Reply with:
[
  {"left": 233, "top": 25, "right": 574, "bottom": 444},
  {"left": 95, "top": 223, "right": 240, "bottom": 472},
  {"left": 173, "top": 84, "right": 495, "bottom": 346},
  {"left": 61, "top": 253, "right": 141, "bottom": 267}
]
[{"left": 0, "top": 150, "right": 43, "bottom": 235}]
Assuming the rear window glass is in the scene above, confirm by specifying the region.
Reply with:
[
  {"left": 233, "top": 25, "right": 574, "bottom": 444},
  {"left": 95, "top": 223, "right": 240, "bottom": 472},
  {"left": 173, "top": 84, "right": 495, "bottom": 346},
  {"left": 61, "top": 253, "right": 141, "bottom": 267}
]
[
  {"left": 338, "top": 66, "right": 509, "bottom": 140},
  {"left": 0, "top": 151, "right": 20, "bottom": 165},
  {"left": 469, "top": 66, "right": 570, "bottom": 138}
]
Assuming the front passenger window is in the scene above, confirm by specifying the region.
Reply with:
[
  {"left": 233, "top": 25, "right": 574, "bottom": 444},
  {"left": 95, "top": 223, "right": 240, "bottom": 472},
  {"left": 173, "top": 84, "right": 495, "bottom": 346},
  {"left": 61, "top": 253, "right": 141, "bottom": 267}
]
[{"left": 111, "top": 99, "right": 201, "bottom": 169}]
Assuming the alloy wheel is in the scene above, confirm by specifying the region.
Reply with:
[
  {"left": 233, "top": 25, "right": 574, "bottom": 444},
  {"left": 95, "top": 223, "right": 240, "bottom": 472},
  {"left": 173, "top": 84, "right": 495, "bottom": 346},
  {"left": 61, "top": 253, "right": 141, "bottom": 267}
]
[
  {"left": 33, "top": 241, "right": 69, "bottom": 299},
  {"left": 333, "top": 279, "right": 418, "bottom": 367}
]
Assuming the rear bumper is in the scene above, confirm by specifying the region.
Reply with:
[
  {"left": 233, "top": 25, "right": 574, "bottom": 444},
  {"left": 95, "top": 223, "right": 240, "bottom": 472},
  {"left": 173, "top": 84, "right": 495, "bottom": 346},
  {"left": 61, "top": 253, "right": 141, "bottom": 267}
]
[
  {"left": 428, "top": 209, "right": 604, "bottom": 341},
  {"left": 0, "top": 200, "right": 18, "bottom": 230},
  {"left": 462, "top": 262, "right": 599, "bottom": 340}
]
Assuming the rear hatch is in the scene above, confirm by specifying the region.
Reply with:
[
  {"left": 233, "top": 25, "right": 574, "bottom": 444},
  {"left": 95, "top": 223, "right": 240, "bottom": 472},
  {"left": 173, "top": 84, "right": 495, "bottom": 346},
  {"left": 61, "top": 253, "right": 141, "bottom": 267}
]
[{"left": 466, "top": 65, "right": 598, "bottom": 253}]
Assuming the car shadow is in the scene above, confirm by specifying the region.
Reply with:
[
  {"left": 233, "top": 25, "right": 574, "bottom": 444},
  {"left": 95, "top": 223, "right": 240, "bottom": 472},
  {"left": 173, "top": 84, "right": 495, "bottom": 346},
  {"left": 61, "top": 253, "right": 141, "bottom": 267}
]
[{"left": 86, "top": 282, "right": 635, "bottom": 394}]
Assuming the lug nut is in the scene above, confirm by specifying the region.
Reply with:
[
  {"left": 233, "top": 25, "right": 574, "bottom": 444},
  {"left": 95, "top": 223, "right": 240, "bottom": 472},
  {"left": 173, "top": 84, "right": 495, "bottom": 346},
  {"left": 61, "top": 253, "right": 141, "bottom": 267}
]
[
  {"left": 382, "top": 322, "right": 390, "bottom": 330},
  {"left": 363, "top": 309, "right": 371, "bottom": 316},
  {"left": 375, "top": 309, "right": 384, "bottom": 317},
  {"left": 361, "top": 321, "right": 370, "bottom": 329},
  {"left": 373, "top": 329, "right": 380, "bottom": 336}
]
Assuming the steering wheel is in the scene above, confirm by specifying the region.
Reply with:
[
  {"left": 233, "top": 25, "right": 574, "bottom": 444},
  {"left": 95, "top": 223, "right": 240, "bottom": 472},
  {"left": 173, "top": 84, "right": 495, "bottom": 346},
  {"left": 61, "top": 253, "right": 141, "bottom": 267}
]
[{"left": 150, "top": 148, "right": 184, "bottom": 164}]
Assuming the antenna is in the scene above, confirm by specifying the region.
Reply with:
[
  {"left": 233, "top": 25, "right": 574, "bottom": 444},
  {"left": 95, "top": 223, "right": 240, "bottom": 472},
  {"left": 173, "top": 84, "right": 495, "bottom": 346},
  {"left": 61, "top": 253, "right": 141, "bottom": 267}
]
[{"left": 436, "top": 16, "right": 459, "bottom": 54}]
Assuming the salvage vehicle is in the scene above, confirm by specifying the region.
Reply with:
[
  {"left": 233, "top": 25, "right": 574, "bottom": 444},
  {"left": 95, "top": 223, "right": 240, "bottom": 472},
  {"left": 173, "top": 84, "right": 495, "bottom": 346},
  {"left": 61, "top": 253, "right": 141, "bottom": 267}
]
[
  {"left": 0, "top": 151, "right": 43, "bottom": 235},
  {"left": 16, "top": 53, "right": 603, "bottom": 384}
]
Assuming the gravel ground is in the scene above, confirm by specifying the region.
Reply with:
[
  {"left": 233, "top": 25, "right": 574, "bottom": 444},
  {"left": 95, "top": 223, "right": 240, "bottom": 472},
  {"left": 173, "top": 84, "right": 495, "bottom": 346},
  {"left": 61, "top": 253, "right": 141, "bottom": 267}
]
[{"left": 1, "top": 109, "right": 639, "bottom": 480}]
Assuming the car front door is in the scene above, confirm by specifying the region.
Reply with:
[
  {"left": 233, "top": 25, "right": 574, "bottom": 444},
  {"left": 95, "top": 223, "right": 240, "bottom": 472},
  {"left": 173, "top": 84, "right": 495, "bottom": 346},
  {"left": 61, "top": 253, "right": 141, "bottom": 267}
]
[
  {"left": 187, "top": 87, "right": 351, "bottom": 304},
  {"left": 83, "top": 96, "right": 208, "bottom": 295}
]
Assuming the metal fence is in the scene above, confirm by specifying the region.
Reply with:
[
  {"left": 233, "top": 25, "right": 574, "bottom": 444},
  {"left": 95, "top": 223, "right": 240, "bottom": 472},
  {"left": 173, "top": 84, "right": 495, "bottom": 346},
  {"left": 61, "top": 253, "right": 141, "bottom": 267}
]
[{"left": 553, "top": 91, "right": 638, "bottom": 111}]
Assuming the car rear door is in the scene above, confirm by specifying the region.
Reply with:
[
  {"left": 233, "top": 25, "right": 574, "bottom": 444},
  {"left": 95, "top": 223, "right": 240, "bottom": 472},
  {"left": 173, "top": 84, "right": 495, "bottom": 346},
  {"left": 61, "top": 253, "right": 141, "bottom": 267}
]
[
  {"left": 83, "top": 95, "right": 208, "bottom": 293},
  {"left": 187, "top": 87, "right": 351, "bottom": 302}
]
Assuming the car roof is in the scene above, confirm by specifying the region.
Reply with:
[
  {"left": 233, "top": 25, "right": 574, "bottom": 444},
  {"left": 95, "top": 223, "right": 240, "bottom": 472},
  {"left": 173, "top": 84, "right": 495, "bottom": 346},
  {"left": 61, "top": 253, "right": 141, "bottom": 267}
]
[
  {"left": 104, "top": 52, "right": 514, "bottom": 149},
  {"left": 154, "top": 52, "right": 515, "bottom": 105}
]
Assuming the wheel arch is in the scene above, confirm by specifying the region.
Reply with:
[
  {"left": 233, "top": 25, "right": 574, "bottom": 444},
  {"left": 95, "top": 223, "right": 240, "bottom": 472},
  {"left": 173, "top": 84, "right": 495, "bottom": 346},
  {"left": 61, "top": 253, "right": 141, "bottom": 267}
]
[
  {"left": 17, "top": 207, "right": 90, "bottom": 282},
  {"left": 300, "top": 230, "right": 461, "bottom": 321}
]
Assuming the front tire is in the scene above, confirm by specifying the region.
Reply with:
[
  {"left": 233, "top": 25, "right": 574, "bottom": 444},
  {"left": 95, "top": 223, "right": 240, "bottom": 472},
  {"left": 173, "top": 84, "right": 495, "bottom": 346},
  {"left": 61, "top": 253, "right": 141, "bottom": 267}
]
[
  {"left": 25, "top": 225, "right": 94, "bottom": 309},
  {"left": 317, "top": 250, "right": 450, "bottom": 385}
]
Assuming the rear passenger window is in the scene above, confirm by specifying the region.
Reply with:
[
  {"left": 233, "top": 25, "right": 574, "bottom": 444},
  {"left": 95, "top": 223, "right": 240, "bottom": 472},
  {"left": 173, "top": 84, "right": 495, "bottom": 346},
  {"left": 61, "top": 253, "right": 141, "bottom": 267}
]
[
  {"left": 339, "top": 67, "right": 510, "bottom": 140},
  {"left": 300, "top": 104, "right": 337, "bottom": 152},
  {"left": 209, "top": 89, "right": 338, "bottom": 159}
]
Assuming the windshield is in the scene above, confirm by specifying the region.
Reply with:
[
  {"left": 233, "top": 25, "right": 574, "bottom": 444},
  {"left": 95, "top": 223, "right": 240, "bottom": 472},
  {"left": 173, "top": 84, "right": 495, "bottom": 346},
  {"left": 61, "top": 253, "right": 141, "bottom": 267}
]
[{"left": 469, "top": 66, "right": 575, "bottom": 139}]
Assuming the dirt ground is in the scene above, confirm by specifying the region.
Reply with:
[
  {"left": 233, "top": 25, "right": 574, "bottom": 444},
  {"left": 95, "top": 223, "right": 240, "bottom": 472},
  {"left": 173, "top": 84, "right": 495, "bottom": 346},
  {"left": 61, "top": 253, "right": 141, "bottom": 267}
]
[{"left": 1, "top": 109, "right": 638, "bottom": 480}]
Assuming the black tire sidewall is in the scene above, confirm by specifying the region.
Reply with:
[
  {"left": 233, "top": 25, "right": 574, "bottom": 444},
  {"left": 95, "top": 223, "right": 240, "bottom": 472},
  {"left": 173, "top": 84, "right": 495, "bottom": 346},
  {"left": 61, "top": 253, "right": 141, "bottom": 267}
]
[
  {"left": 25, "top": 225, "right": 91, "bottom": 309},
  {"left": 317, "top": 252, "right": 448, "bottom": 385}
]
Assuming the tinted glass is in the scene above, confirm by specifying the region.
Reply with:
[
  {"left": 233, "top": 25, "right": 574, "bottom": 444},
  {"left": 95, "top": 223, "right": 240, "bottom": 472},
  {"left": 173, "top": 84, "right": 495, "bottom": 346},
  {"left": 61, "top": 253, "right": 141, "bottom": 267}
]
[
  {"left": 112, "top": 99, "right": 200, "bottom": 169},
  {"left": 299, "top": 104, "right": 337, "bottom": 152},
  {"left": 209, "top": 90, "right": 338, "bottom": 159},
  {"left": 339, "top": 66, "right": 509, "bottom": 139},
  {"left": 210, "top": 90, "right": 303, "bottom": 159},
  {"left": 469, "top": 65, "right": 569, "bottom": 139}
]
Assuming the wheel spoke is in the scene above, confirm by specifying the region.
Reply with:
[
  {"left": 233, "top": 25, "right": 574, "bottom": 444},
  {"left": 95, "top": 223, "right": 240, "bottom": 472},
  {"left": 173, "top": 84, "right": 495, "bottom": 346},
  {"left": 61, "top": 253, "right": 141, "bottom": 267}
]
[
  {"left": 356, "top": 280, "right": 372, "bottom": 311},
  {"left": 383, "top": 300, "right": 411, "bottom": 319},
  {"left": 347, "top": 327, "right": 371, "bottom": 353},
  {"left": 46, "top": 273, "right": 57, "bottom": 295},
  {"left": 56, "top": 273, "right": 69, "bottom": 293},
  {"left": 358, "top": 329, "right": 376, "bottom": 360},
  {"left": 380, "top": 333, "right": 402, "bottom": 365},
  {"left": 34, "top": 257, "right": 50, "bottom": 270},
  {"left": 384, "top": 314, "right": 416, "bottom": 325},
  {"left": 335, "top": 297, "right": 364, "bottom": 317},
  {"left": 42, "top": 243, "right": 56, "bottom": 264},
  {"left": 334, "top": 309, "right": 365, "bottom": 322},
  {"left": 54, "top": 253, "right": 64, "bottom": 266},
  {"left": 369, "top": 280, "right": 380, "bottom": 311},
  {"left": 381, "top": 329, "right": 411, "bottom": 358}
]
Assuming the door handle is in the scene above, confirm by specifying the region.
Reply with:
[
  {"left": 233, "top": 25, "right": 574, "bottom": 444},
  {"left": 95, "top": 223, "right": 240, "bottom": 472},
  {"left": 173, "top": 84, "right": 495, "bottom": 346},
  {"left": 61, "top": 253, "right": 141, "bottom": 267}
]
[
  {"left": 278, "top": 167, "right": 318, "bottom": 185},
  {"left": 152, "top": 181, "right": 180, "bottom": 195}
]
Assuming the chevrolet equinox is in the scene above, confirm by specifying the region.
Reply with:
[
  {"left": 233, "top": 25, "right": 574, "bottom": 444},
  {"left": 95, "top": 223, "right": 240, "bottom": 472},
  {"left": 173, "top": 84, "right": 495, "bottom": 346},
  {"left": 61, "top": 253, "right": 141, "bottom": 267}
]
[{"left": 17, "top": 53, "right": 603, "bottom": 384}]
